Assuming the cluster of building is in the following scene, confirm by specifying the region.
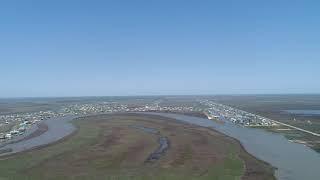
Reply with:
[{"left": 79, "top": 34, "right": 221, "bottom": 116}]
[
  {"left": 1, "top": 99, "right": 279, "bottom": 143},
  {"left": 201, "top": 100, "right": 278, "bottom": 127},
  {"left": 0, "top": 100, "right": 198, "bottom": 142},
  {"left": 62, "top": 103, "right": 129, "bottom": 115},
  {"left": 62, "top": 101, "right": 197, "bottom": 115},
  {"left": 0, "top": 110, "right": 60, "bottom": 141}
]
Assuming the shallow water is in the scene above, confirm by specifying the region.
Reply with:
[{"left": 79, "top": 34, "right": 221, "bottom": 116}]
[
  {"left": 1, "top": 112, "right": 320, "bottom": 180},
  {"left": 144, "top": 112, "right": 320, "bottom": 180},
  {"left": 130, "top": 125, "right": 159, "bottom": 134},
  {"left": 0, "top": 115, "right": 76, "bottom": 156},
  {"left": 131, "top": 124, "right": 169, "bottom": 162}
]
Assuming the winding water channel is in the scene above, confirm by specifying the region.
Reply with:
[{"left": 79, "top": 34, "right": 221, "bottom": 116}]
[
  {"left": 145, "top": 112, "right": 320, "bottom": 180},
  {"left": 131, "top": 125, "right": 169, "bottom": 162},
  {"left": 0, "top": 113, "right": 320, "bottom": 180},
  {"left": 0, "top": 115, "right": 76, "bottom": 156}
]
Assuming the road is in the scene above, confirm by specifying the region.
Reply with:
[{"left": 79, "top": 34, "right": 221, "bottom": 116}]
[{"left": 269, "top": 119, "right": 320, "bottom": 137}]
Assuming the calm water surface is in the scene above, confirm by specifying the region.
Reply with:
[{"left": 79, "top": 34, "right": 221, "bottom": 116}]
[
  {"left": 1, "top": 112, "right": 320, "bottom": 180},
  {"left": 145, "top": 112, "right": 320, "bottom": 180},
  {"left": 0, "top": 115, "right": 76, "bottom": 156}
]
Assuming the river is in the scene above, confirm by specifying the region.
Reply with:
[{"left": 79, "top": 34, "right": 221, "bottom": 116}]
[
  {"left": 0, "top": 115, "right": 76, "bottom": 156},
  {"left": 1, "top": 112, "right": 320, "bottom": 180},
  {"left": 144, "top": 112, "right": 320, "bottom": 180}
]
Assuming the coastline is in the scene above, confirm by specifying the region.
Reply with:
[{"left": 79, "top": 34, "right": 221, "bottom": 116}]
[
  {"left": 0, "top": 115, "right": 77, "bottom": 157},
  {"left": 0, "top": 124, "right": 79, "bottom": 160},
  {"left": 126, "top": 112, "right": 276, "bottom": 179},
  {"left": 0, "top": 113, "right": 276, "bottom": 179}
]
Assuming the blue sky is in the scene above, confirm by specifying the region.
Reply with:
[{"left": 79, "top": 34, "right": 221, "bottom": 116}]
[{"left": 0, "top": 0, "right": 319, "bottom": 97}]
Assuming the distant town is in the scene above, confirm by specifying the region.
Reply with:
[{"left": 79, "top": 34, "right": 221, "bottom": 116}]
[
  {"left": 0, "top": 99, "right": 282, "bottom": 142},
  {"left": 201, "top": 100, "right": 278, "bottom": 127}
]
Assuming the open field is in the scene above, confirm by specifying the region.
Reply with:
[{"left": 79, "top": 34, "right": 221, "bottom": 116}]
[{"left": 0, "top": 113, "right": 274, "bottom": 180}]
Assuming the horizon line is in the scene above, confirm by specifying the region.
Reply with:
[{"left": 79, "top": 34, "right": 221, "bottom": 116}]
[{"left": 1, "top": 93, "right": 320, "bottom": 99}]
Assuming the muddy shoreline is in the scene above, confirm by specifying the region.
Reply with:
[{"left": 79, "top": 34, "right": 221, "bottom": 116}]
[{"left": 0, "top": 115, "right": 77, "bottom": 157}]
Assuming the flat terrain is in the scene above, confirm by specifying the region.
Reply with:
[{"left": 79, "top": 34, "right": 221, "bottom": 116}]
[
  {"left": 211, "top": 95, "right": 320, "bottom": 152},
  {"left": 0, "top": 114, "right": 274, "bottom": 180}
]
